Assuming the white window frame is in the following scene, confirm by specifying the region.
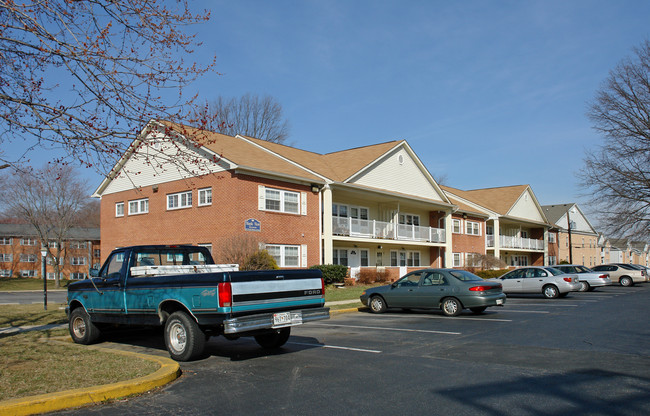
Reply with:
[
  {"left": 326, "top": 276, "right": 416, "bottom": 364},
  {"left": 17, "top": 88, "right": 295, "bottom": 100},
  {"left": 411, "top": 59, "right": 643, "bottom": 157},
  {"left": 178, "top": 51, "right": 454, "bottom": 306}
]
[
  {"left": 266, "top": 244, "right": 300, "bottom": 267},
  {"left": 453, "top": 253, "right": 462, "bottom": 267},
  {"left": 198, "top": 188, "right": 212, "bottom": 206},
  {"left": 128, "top": 198, "right": 149, "bottom": 215},
  {"left": 0, "top": 253, "right": 12, "bottom": 262},
  {"left": 0, "top": 237, "right": 12, "bottom": 245},
  {"left": 20, "top": 254, "right": 37, "bottom": 263},
  {"left": 70, "top": 241, "right": 87, "bottom": 249},
  {"left": 20, "top": 238, "right": 37, "bottom": 246},
  {"left": 548, "top": 233, "right": 556, "bottom": 244},
  {"left": 115, "top": 202, "right": 125, "bottom": 217},
  {"left": 465, "top": 221, "right": 480, "bottom": 236},
  {"left": 71, "top": 257, "right": 87, "bottom": 266},
  {"left": 262, "top": 187, "right": 300, "bottom": 214},
  {"left": 333, "top": 249, "right": 348, "bottom": 266},
  {"left": 399, "top": 213, "right": 420, "bottom": 226},
  {"left": 167, "top": 191, "right": 192, "bottom": 210},
  {"left": 0, "top": 269, "right": 11, "bottom": 277},
  {"left": 452, "top": 219, "right": 461, "bottom": 234},
  {"left": 390, "top": 250, "right": 420, "bottom": 267},
  {"left": 70, "top": 272, "right": 88, "bottom": 280},
  {"left": 21, "top": 270, "right": 37, "bottom": 277}
]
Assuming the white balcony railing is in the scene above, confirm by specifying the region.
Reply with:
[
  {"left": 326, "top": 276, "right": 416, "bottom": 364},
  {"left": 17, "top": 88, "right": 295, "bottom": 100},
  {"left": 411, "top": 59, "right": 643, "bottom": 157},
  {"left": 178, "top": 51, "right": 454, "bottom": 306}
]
[
  {"left": 332, "top": 217, "right": 445, "bottom": 243},
  {"left": 486, "top": 235, "right": 544, "bottom": 250}
]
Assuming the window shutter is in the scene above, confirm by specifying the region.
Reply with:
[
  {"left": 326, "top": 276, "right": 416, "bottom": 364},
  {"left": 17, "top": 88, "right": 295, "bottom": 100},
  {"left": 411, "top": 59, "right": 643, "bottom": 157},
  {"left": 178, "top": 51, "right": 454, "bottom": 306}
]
[
  {"left": 301, "top": 192, "right": 307, "bottom": 215},
  {"left": 301, "top": 244, "right": 307, "bottom": 267},
  {"left": 258, "top": 185, "right": 265, "bottom": 210}
]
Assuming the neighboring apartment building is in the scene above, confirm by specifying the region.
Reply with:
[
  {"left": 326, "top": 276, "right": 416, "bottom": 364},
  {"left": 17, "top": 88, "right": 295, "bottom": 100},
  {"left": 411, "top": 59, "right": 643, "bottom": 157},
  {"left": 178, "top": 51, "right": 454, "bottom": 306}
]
[
  {"left": 0, "top": 223, "right": 100, "bottom": 279},
  {"left": 442, "top": 185, "right": 551, "bottom": 267},
  {"left": 598, "top": 234, "right": 611, "bottom": 265},
  {"left": 542, "top": 203, "right": 599, "bottom": 267},
  {"left": 94, "top": 121, "right": 456, "bottom": 272}
]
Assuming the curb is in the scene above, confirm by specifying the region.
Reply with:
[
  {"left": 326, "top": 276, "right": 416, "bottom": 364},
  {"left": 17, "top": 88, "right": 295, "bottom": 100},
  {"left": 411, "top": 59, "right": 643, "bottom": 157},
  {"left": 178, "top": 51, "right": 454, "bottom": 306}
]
[
  {"left": 0, "top": 339, "right": 181, "bottom": 416},
  {"left": 330, "top": 306, "right": 368, "bottom": 314}
]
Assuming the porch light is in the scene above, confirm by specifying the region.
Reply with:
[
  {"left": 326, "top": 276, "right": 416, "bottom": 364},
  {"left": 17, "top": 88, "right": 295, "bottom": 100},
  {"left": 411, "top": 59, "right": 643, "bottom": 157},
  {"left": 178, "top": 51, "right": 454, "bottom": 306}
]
[{"left": 310, "top": 184, "right": 319, "bottom": 193}]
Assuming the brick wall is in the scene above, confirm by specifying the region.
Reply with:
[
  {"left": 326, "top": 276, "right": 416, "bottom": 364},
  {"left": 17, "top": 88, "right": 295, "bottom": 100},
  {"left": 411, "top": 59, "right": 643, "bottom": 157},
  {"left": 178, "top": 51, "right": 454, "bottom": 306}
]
[{"left": 100, "top": 171, "right": 320, "bottom": 266}]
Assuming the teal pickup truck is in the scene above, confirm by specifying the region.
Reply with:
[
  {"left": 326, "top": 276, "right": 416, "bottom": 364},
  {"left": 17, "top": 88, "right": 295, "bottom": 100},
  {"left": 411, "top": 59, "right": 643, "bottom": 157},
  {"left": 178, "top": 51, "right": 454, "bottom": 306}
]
[{"left": 66, "top": 245, "right": 329, "bottom": 361}]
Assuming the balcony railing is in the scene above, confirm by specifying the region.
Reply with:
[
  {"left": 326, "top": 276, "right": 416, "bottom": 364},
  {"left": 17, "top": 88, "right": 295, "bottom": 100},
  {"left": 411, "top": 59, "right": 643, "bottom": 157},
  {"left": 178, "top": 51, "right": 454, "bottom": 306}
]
[
  {"left": 486, "top": 235, "right": 544, "bottom": 250},
  {"left": 332, "top": 217, "right": 445, "bottom": 243}
]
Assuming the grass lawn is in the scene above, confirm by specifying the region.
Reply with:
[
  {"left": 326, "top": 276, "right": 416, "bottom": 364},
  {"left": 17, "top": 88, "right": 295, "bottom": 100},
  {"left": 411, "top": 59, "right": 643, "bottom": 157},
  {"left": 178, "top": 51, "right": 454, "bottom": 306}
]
[
  {"left": 0, "top": 277, "right": 71, "bottom": 291},
  {"left": 0, "top": 304, "right": 158, "bottom": 402},
  {"left": 324, "top": 283, "right": 382, "bottom": 309}
]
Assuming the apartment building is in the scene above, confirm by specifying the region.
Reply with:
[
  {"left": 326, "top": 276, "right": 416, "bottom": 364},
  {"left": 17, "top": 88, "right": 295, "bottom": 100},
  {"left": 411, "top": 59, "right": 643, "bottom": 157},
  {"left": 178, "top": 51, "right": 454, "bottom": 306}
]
[
  {"left": 0, "top": 223, "right": 100, "bottom": 279},
  {"left": 542, "top": 204, "right": 599, "bottom": 267}
]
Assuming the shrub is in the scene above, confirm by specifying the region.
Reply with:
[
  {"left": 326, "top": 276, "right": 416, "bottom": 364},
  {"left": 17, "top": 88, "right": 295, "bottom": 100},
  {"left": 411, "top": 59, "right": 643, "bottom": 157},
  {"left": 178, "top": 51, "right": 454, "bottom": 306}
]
[
  {"left": 356, "top": 269, "right": 376, "bottom": 284},
  {"left": 241, "top": 250, "right": 279, "bottom": 270},
  {"left": 473, "top": 269, "right": 509, "bottom": 279},
  {"left": 310, "top": 264, "right": 347, "bottom": 285}
]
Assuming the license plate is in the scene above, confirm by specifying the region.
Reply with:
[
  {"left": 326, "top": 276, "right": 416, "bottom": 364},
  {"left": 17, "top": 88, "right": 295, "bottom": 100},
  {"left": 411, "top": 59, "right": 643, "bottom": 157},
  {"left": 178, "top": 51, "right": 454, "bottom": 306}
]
[
  {"left": 273, "top": 311, "right": 302, "bottom": 327},
  {"left": 496, "top": 299, "right": 504, "bottom": 305}
]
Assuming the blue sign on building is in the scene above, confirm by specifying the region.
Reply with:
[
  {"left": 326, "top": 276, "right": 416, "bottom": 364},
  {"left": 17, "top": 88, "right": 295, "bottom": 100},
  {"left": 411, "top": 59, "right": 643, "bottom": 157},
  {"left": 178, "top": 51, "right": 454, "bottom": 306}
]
[{"left": 245, "top": 218, "right": 261, "bottom": 232}]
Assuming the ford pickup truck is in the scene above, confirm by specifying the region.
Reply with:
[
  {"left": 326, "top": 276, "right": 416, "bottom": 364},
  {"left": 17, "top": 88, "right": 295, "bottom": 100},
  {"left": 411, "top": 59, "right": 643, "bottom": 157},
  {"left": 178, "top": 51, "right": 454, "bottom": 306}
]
[{"left": 66, "top": 245, "right": 329, "bottom": 361}]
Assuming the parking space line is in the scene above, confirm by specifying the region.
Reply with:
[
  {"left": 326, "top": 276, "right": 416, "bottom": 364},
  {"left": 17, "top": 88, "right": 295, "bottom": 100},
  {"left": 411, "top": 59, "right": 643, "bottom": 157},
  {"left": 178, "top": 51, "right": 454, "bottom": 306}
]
[
  {"left": 506, "top": 303, "right": 580, "bottom": 307},
  {"left": 288, "top": 341, "right": 381, "bottom": 354},
  {"left": 379, "top": 314, "right": 512, "bottom": 322},
  {"left": 312, "top": 323, "right": 461, "bottom": 335},
  {"left": 500, "top": 310, "right": 550, "bottom": 314}
]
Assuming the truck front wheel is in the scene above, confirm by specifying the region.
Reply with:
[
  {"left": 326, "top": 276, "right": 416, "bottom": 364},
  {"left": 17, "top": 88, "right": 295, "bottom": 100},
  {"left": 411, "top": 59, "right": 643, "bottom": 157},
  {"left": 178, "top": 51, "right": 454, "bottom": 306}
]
[
  {"left": 69, "top": 308, "right": 101, "bottom": 345},
  {"left": 164, "top": 311, "right": 206, "bottom": 361},
  {"left": 254, "top": 327, "right": 291, "bottom": 349}
]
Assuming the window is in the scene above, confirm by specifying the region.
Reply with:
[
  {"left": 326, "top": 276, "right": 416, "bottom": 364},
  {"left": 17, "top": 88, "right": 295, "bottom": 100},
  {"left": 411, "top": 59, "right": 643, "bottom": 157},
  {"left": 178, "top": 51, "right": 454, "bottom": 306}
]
[
  {"left": 452, "top": 219, "right": 461, "bottom": 234},
  {"left": 264, "top": 188, "right": 299, "bottom": 214},
  {"left": 407, "top": 251, "right": 420, "bottom": 267},
  {"left": 0, "top": 253, "right": 13, "bottom": 262},
  {"left": 466, "top": 221, "right": 480, "bottom": 236},
  {"left": 548, "top": 233, "right": 556, "bottom": 243},
  {"left": 168, "top": 191, "right": 192, "bottom": 210},
  {"left": 0, "top": 269, "right": 10, "bottom": 277},
  {"left": 0, "top": 237, "right": 12, "bottom": 245},
  {"left": 46, "top": 257, "right": 64, "bottom": 265},
  {"left": 20, "top": 254, "right": 37, "bottom": 263},
  {"left": 453, "top": 253, "right": 462, "bottom": 267},
  {"left": 198, "top": 188, "right": 212, "bottom": 206},
  {"left": 486, "top": 225, "right": 493, "bottom": 235},
  {"left": 21, "top": 270, "right": 37, "bottom": 277},
  {"left": 333, "top": 249, "right": 348, "bottom": 266},
  {"left": 399, "top": 214, "right": 420, "bottom": 226},
  {"left": 266, "top": 244, "right": 300, "bottom": 267},
  {"left": 48, "top": 241, "right": 59, "bottom": 248},
  {"left": 376, "top": 251, "right": 383, "bottom": 266},
  {"left": 390, "top": 250, "right": 420, "bottom": 267},
  {"left": 360, "top": 250, "right": 369, "bottom": 267},
  {"left": 129, "top": 198, "right": 149, "bottom": 215},
  {"left": 71, "top": 257, "right": 87, "bottom": 266},
  {"left": 20, "top": 238, "right": 37, "bottom": 246},
  {"left": 94, "top": 249, "right": 100, "bottom": 258},
  {"left": 70, "top": 272, "right": 88, "bottom": 280},
  {"left": 69, "top": 241, "right": 87, "bottom": 249},
  {"left": 465, "top": 253, "right": 481, "bottom": 267},
  {"left": 115, "top": 202, "right": 125, "bottom": 217},
  {"left": 549, "top": 256, "right": 557, "bottom": 265}
]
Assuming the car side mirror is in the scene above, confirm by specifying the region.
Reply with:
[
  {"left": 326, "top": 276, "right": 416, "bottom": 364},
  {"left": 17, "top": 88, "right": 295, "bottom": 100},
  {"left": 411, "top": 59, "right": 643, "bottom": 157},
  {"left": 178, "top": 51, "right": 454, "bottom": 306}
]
[{"left": 391, "top": 282, "right": 398, "bottom": 288}]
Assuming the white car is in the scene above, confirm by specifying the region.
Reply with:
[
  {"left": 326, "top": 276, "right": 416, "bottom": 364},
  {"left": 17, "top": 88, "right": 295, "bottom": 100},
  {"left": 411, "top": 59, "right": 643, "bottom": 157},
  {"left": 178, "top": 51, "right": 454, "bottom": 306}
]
[
  {"left": 491, "top": 266, "right": 581, "bottom": 299},
  {"left": 553, "top": 264, "right": 612, "bottom": 292}
]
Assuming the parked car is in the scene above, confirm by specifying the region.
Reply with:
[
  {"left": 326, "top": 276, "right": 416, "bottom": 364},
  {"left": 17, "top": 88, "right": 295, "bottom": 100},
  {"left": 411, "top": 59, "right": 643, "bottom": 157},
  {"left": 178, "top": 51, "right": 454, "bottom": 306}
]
[
  {"left": 360, "top": 269, "right": 506, "bottom": 317},
  {"left": 490, "top": 266, "right": 581, "bottom": 299},
  {"left": 553, "top": 264, "right": 612, "bottom": 292},
  {"left": 591, "top": 264, "right": 645, "bottom": 286},
  {"left": 614, "top": 263, "right": 650, "bottom": 282}
]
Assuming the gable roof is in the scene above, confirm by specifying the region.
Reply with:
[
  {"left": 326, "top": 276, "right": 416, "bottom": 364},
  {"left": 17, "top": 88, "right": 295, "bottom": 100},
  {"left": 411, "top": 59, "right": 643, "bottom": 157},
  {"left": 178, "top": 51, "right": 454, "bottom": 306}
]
[
  {"left": 0, "top": 223, "right": 100, "bottom": 240},
  {"left": 441, "top": 184, "right": 529, "bottom": 215},
  {"left": 541, "top": 203, "right": 598, "bottom": 235}
]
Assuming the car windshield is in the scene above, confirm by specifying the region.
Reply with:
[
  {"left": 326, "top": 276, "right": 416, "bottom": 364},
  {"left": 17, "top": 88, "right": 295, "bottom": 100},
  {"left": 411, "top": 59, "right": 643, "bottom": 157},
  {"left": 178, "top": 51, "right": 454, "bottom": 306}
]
[
  {"left": 448, "top": 270, "right": 483, "bottom": 281},
  {"left": 544, "top": 267, "right": 564, "bottom": 276}
]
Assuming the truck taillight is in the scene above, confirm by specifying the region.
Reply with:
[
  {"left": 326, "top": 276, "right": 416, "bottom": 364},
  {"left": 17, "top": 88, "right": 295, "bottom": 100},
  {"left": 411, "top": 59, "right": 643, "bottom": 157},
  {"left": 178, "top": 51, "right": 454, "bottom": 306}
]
[
  {"left": 218, "top": 282, "right": 232, "bottom": 307},
  {"left": 321, "top": 278, "right": 325, "bottom": 296}
]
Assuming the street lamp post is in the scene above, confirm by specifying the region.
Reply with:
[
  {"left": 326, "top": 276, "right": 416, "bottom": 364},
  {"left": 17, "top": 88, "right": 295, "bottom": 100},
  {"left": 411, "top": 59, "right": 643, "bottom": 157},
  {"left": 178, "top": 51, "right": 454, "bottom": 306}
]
[{"left": 41, "top": 247, "right": 47, "bottom": 311}]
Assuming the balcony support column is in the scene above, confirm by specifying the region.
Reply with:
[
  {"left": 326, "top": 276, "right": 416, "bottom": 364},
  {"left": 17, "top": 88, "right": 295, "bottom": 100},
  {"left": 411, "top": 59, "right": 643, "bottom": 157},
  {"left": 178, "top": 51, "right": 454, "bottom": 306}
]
[
  {"left": 444, "top": 210, "right": 453, "bottom": 267},
  {"left": 493, "top": 217, "right": 501, "bottom": 260},
  {"left": 322, "top": 185, "right": 333, "bottom": 264}
]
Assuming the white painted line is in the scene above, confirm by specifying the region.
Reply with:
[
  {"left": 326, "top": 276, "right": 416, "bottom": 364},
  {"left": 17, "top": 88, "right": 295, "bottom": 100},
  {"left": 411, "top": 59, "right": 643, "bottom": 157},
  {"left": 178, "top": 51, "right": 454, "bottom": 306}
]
[
  {"left": 0, "top": 303, "right": 19, "bottom": 305},
  {"left": 501, "top": 310, "right": 550, "bottom": 314},
  {"left": 506, "top": 303, "right": 580, "bottom": 307},
  {"left": 311, "top": 323, "right": 461, "bottom": 335},
  {"left": 381, "top": 314, "right": 512, "bottom": 322},
  {"left": 289, "top": 341, "right": 381, "bottom": 354}
]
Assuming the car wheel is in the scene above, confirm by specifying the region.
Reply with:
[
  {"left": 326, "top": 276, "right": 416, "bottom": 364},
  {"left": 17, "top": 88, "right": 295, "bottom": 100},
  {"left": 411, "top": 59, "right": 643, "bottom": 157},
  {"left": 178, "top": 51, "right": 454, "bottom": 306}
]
[
  {"left": 441, "top": 297, "right": 462, "bottom": 317},
  {"left": 542, "top": 285, "right": 559, "bottom": 299},
  {"left": 69, "top": 308, "right": 101, "bottom": 345},
  {"left": 255, "top": 327, "right": 291, "bottom": 349},
  {"left": 579, "top": 281, "right": 590, "bottom": 292},
  {"left": 620, "top": 276, "right": 634, "bottom": 287},
  {"left": 369, "top": 295, "right": 387, "bottom": 313},
  {"left": 164, "top": 311, "right": 206, "bottom": 361},
  {"left": 470, "top": 306, "right": 487, "bottom": 314}
]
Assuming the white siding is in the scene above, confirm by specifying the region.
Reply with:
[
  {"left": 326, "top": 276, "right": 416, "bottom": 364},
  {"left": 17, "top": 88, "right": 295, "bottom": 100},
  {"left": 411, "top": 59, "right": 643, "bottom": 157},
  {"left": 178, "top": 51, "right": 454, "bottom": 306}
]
[
  {"left": 507, "top": 189, "right": 545, "bottom": 222},
  {"left": 350, "top": 147, "right": 443, "bottom": 201},
  {"left": 556, "top": 209, "right": 595, "bottom": 234},
  {"left": 103, "top": 133, "right": 231, "bottom": 195}
]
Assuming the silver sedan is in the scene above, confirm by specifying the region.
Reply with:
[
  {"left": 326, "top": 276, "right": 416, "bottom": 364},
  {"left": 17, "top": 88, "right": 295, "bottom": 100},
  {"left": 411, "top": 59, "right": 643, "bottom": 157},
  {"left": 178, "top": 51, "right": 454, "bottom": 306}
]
[
  {"left": 552, "top": 264, "right": 612, "bottom": 291},
  {"left": 490, "top": 266, "right": 581, "bottom": 299}
]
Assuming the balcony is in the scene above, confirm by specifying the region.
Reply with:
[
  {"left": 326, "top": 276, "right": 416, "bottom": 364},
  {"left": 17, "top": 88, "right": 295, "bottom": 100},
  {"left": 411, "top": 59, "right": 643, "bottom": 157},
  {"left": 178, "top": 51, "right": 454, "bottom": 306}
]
[
  {"left": 487, "top": 235, "right": 544, "bottom": 250},
  {"left": 332, "top": 217, "right": 445, "bottom": 243}
]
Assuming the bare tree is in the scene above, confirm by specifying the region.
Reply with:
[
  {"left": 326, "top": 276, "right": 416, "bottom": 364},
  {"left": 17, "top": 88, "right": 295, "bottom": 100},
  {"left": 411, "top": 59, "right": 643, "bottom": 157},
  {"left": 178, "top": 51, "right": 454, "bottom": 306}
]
[
  {"left": 466, "top": 253, "right": 507, "bottom": 270},
  {"left": 0, "top": 165, "right": 91, "bottom": 287},
  {"left": 0, "top": 0, "right": 215, "bottom": 173},
  {"left": 579, "top": 40, "right": 650, "bottom": 239},
  {"left": 200, "top": 94, "right": 290, "bottom": 143}
]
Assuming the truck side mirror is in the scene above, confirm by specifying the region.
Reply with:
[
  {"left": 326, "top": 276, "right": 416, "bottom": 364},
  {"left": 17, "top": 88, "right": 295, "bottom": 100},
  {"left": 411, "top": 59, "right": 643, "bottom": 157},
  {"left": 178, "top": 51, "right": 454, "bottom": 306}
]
[{"left": 89, "top": 268, "right": 99, "bottom": 277}]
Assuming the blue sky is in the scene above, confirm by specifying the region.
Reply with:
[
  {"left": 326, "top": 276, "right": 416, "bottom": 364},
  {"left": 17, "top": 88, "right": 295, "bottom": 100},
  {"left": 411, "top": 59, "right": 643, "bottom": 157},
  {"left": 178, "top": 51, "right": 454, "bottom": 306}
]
[{"left": 15, "top": 1, "right": 650, "bottom": 210}]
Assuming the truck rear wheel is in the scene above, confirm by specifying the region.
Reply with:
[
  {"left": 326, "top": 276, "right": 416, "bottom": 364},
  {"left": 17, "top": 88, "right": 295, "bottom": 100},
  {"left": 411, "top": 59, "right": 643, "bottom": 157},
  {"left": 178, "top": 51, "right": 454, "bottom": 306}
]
[
  {"left": 164, "top": 311, "right": 206, "bottom": 361},
  {"left": 254, "top": 327, "right": 291, "bottom": 349},
  {"left": 69, "top": 308, "right": 101, "bottom": 345}
]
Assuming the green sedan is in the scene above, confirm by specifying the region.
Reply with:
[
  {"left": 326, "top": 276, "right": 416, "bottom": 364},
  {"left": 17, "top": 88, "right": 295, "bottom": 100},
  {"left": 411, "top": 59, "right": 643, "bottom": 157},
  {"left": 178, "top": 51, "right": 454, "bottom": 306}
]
[{"left": 360, "top": 269, "right": 506, "bottom": 316}]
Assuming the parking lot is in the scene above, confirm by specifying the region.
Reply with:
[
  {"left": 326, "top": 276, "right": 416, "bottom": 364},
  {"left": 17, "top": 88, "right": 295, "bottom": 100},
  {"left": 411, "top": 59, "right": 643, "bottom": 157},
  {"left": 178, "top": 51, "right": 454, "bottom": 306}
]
[{"left": 56, "top": 284, "right": 650, "bottom": 416}]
